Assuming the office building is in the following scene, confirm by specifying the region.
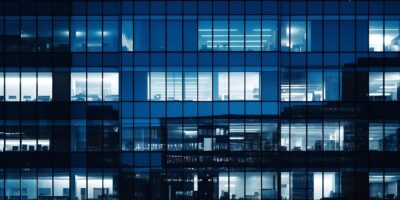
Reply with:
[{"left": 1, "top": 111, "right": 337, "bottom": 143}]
[{"left": 1, "top": 0, "right": 400, "bottom": 199}]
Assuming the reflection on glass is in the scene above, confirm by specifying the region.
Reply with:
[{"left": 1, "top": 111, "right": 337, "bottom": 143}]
[
  {"left": 370, "top": 20, "right": 400, "bottom": 52},
  {"left": 122, "top": 20, "right": 133, "bottom": 51},
  {"left": 71, "top": 20, "right": 86, "bottom": 52},
  {"left": 281, "top": 21, "right": 307, "bottom": 52}
]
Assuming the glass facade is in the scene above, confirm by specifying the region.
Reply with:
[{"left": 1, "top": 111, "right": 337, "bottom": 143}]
[{"left": 1, "top": 0, "right": 400, "bottom": 199}]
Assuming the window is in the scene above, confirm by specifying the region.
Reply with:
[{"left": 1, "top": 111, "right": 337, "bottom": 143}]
[
  {"left": 88, "top": 20, "right": 102, "bottom": 52},
  {"left": 21, "top": 73, "right": 36, "bottom": 102},
  {"left": 0, "top": 73, "right": 3, "bottom": 101},
  {"left": 148, "top": 71, "right": 259, "bottom": 101},
  {"left": 87, "top": 73, "right": 102, "bottom": 101},
  {"left": 262, "top": 19, "right": 278, "bottom": 51},
  {"left": 71, "top": 19, "right": 86, "bottom": 52},
  {"left": 71, "top": 72, "right": 119, "bottom": 102},
  {"left": 281, "top": 20, "right": 307, "bottom": 52},
  {"left": 0, "top": 72, "right": 52, "bottom": 102},
  {"left": 21, "top": 19, "right": 36, "bottom": 52},
  {"left": 369, "top": 72, "right": 400, "bottom": 101},
  {"left": 38, "top": 73, "right": 53, "bottom": 101},
  {"left": 198, "top": 72, "right": 213, "bottom": 101},
  {"left": 369, "top": 20, "right": 400, "bottom": 52},
  {"left": 103, "top": 20, "right": 118, "bottom": 52},
  {"left": 5, "top": 73, "right": 20, "bottom": 101},
  {"left": 198, "top": 17, "right": 278, "bottom": 51},
  {"left": 183, "top": 72, "right": 197, "bottom": 101},
  {"left": 122, "top": 20, "right": 133, "bottom": 51},
  {"left": 53, "top": 20, "right": 69, "bottom": 51},
  {"left": 71, "top": 73, "right": 86, "bottom": 101}
]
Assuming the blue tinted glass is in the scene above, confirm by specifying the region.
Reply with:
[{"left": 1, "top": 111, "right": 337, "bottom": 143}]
[
  {"left": 88, "top": 20, "right": 102, "bottom": 52},
  {"left": 103, "top": 20, "right": 118, "bottom": 52},
  {"left": 134, "top": 17, "right": 149, "bottom": 51},
  {"left": 71, "top": 20, "right": 86, "bottom": 52},
  {"left": 122, "top": 20, "right": 133, "bottom": 51}
]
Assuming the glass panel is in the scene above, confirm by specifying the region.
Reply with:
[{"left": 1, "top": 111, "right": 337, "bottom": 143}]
[
  {"left": 38, "top": 20, "right": 52, "bottom": 52},
  {"left": 21, "top": 121, "right": 36, "bottom": 152},
  {"left": 71, "top": 20, "right": 86, "bottom": 52},
  {"left": 21, "top": 73, "right": 36, "bottom": 102},
  {"left": 71, "top": 120, "right": 86, "bottom": 151},
  {"left": 370, "top": 172, "right": 384, "bottom": 198},
  {"left": 230, "top": 17, "right": 244, "bottom": 51},
  {"left": 54, "top": 172, "right": 70, "bottom": 197},
  {"left": 246, "top": 18, "right": 261, "bottom": 51},
  {"left": 122, "top": 20, "right": 133, "bottom": 51},
  {"left": 307, "top": 69, "right": 323, "bottom": 101},
  {"left": 103, "top": 20, "right": 118, "bottom": 52},
  {"left": 230, "top": 172, "right": 244, "bottom": 199},
  {"left": 0, "top": 73, "right": 4, "bottom": 101},
  {"left": 87, "top": 173, "right": 103, "bottom": 199},
  {"left": 290, "top": 69, "right": 307, "bottom": 101},
  {"left": 213, "top": 18, "right": 229, "bottom": 51},
  {"left": 103, "top": 73, "right": 119, "bottom": 101},
  {"left": 385, "top": 72, "right": 400, "bottom": 101},
  {"left": 166, "top": 72, "right": 182, "bottom": 101},
  {"left": 307, "top": 121, "right": 323, "bottom": 151},
  {"left": 121, "top": 122, "right": 133, "bottom": 151},
  {"left": 280, "top": 172, "right": 290, "bottom": 199},
  {"left": 73, "top": 170, "right": 87, "bottom": 200},
  {"left": 384, "top": 121, "right": 400, "bottom": 151},
  {"left": 369, "top": 122, "right": 383, "bottom": 151},
  {"left": 291, "top": 21, "right": 307, "bottom": 52},
  {"left": 369, "top": 72, "right": 383, "bottom": 100},
  {"left": 134, "top": 17, "right": 149, "bottom": 51},
  {"left": 198, "top": 19, "right": 212, "bottom": 51},
  {"left": 246, "top": 172, "right": 261, "bottom": 199},
  {"left": 246, "top": 72, "right": 260, "bottom": 100},
  {"left": 198, "top": 72, "right": 212, "bottom": 101},
  {"left": 184, "top": 72, "right": 197, "bottom": 101},
  {"left": 88, "top": 20, "right": 102, "bottom": 52},
  {"left": 262, "top": 20, "right": 278, "bottom": 51},
  {"left": 6, "top": 170, "right": 20, "bottom": 199},
  {"left": 291, "top": 122, "right": 306, "bottom": 151},
  {"left": 262, "top": 172, "right": 278, "bottom": 199},
  {"left": 5, "top": 73, "right": 20, "bottom": 101},
  {"left": 369, "top": 20, "right": 384, "bottom": 52},
  {"left": 21, "top": 171, "right": 37, "bottom": 199},
  {"left": 71, "top": 73, "right": 87, "bottom": 101},
  {"left": 214, "top": 72, "right": 228, "bottom": 101},
  {"left": 150, "top": 72, "right": 166, "bottom": 101},
  {"left": 150, "top": 17, "right": 165, "bottom": 51},
  {"left": 324, "top": 120, "right": 342, "bottom": 151},
  {"left": 53, "top": 20, "right": 69, "bottom": 51},
  {"left": 21, "top": 20, "right": 36, "bottom": 52},
  {"left": 384, "top": 20, "right": 400, "bottom": 51},
  {"left": 324, "top": 69, "right": 340, "bottom": 101},
  {"left": 281, "top": 21, "right": 290, "bottom": 52},
  {"left": 38, "top": 170, "right": 52, "bottom": 198},
  {"left": 38, "top": 72, "right": 52, "bottom": 101},
  {"left": 87, "top": 73, "right": 102, "bottom": 101},
  {"left": 230, "top": 72, "right": 245, "bottom": 100}
]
